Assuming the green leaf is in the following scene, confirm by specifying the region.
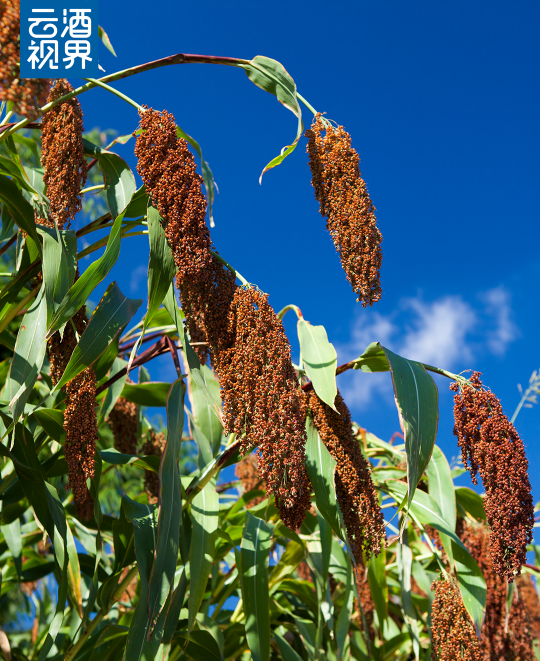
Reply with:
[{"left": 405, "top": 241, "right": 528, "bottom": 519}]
[
  {"left": 55, "top": 282, "right": 142, "bottom": 390},
  {"left": 335, "top": 554, "right": 354, "bottom": 661},
  {"left": 99, "top": 357, "right": 128, "bottom": 424},
  {"left": 147, "top": 379, "right": 184, "bottom": 632},
  {"left": 146, "top": 205, "right": 176, "bottom": 330},
  {"left": 190, "top": 413, "right": 213, "bottom": 470},
  {"left": 179, "top": 630, "right": 222, "bottom": 661},
  {"left": 455, "top": 487, "right": 486, "bottom": 522},
  {"left": 352, "top": 342, "right": 390, "bottom": 373},
  {"left": 123, "top": 184, "right": 148, "bottom": 218},
  {"left": 426, "top": 445, "right": 456, "bottom": 533},
  {"left": 83, "top": 140, "right": 136, "bottom": 218},
  {"left": 176, "top": 126, "right": 217, "bottom": 226},
  {"left": 122, "top": 496, "right": 159, "bottom": 660},
  {"left": 242, "top": 56, "right": 303, "bottom": 181},
  {"left": 7, "top": 287, "right": 47, "bottom": 422},
  {"left": 298, "top": 319, "right": 337, "bottom": 410},
  {"left": 274, "top": 628, "right": 304, "bottom": 661},
  {"left": 188, "top": 480, "right": 219, "bottom": 631},
  {"left": 367, "top": 543, "right": 388, "bottom": 634},
  {"left": 47, "top": 213, "right": 124, "bottom": 338},
  {"left": 452, "top": 540, "right": 487, "bottom": 637},
  {"left": 383, "top": 480, "right": 486, "bottom": 634},
  {"left": 0, "top": 174, "right": 39, "bottom": 245},
  {"left": 65, "top": 521, "right": 83, "bottom": 618},
  {"left": 31, "top": 408, "right": 65, "bottom": 443},
  {"left": 189, "top": 364, "right": 223, "bottom": 457},
  {"left": 1, "top": 518, "right": 22, "bottom": 575},
  {"left": 382, "top": 346, "right": 439, "bottom": 508},
  {"left": 269, "top": 539, "right": 305, "bottom": 593},
  {"left": 304, "top": 415, "right": 343, "bottom": 541},
  {"left": 98, "top": 24, "right": 117, "bottom": 56},
  {"left": 120, "top": 381, "right": 171, "bottom": 407},
  {"left": 240, "top": 512, "right": 274, "bottom": 661},
  {"left": 397, "top": 526, "right": 420, "bottom": 660},
  {"left": 39, "top": 226, "right": 77, "bottom": 324}
]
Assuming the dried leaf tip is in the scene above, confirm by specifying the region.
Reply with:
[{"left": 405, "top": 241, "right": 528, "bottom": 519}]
[{"left": 306, "top": 113, "right": 382, "bottom": 307}]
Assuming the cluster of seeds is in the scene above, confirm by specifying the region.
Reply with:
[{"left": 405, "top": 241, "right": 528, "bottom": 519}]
[
  {"left": 235, "top": 453, "right": 266, "bottom": 508},
  {"left": 450, "top": 373, "right": 534, "bottom": 580},
  {"left": 308, "top": 390, "right": 385, "bottom": 563},
  {"left": 430, "top": 578, "right": 482, "bottom": 661},
  {"left": 135, "top": 108, "right": 235, "bottom": 364},
  {"left": 47, "top": 306, "right": 97, "bottom": 518},
  {"left": 0, "top": 0, "right": 50, "bottom": 117},
  {"left": 354, "top": 564, "right": 376, "bottom": 640},
  {"left": 305, "top": 114, "right": 382, "bottom": 307},
  {"left": 459, "top": 520, "right": 536, "bottom": 660},
  {"left": 140, "top": 431, "right": 166, "bottom": 504},
  {"left": 108, "top": 396, "right": 138, "bottom": 455},
  {"left": 40, "top": 79, "right": 87, "bottom": 228},
  {"left": 219, "top": 287, "right": 311, "bottom": 530}
]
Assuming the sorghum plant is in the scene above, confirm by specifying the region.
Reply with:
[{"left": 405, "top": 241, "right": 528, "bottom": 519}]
[{"left": 0, "top": 4, "right": 538, "bottom": 660}]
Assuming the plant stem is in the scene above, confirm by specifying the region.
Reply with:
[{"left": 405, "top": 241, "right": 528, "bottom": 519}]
[
  {"left": 0, "top": 234, "right": 17, "bottom": 258},
  {"left": 210, "top": 250, "right": 249, "bottom": 286},
  {"left": 80, "top": 184, "right": 104, "bottom": 194},
  {"left": 183, "top": 438, "right": 240, "bottom": 508},
  {"left": 82, "top": 78, "right": 143, "bottom": 112},
  {"left": 296, "top": 93, "right": 318, "bottom": 116},
  {"left": 0, "top": 283, "right": 40, "bottom": 334},
  {"left": 277, "top": 304, "right": 303, "bottom": 320},
  {"left": 0, "top": 53, "right": 249, "bottom": 142}
]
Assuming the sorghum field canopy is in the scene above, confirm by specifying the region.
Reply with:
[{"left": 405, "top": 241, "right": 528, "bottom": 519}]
[{"left": 0, "top": 3, "right": 538, "bottom": 660}]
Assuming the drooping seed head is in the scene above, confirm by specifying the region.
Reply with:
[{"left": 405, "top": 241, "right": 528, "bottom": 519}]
[
  {"left": 108, "top": 396, "right": 138, "bottom": 455},
  {"left": 306, "top": 114, "right": 382, "bottom": 307}
]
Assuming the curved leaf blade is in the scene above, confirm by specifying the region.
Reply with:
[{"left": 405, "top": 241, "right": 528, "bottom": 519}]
[
  {"left": 298, "top": 319, "right": 337, "bottom": 410},
  {"left": 55, "top": 282, "right": 142, "bottom": 390},
  {"left": 147, "top": 379, "right": 184, "bottom": 632},
  {"left": 188, "top": 480, "right": 219, "bottom": 631},
  {"left": 382, "top": 346, "right": 439, "bottom": 508},
  {"left": 242, "top": 56, "right": 303, "bottom": 181},
  {"left": 426, "top": 445, "right": 456, "bottom": 533},
  {"left": 240, "top": 512, "right": 274, "bottom": 661}
]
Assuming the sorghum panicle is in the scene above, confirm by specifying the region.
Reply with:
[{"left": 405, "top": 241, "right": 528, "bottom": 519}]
[
  {"left": 451, "top": 373, "right": 534, "bottom": 580},
  {"left": 140, "top": 431, "right": 166, "bottom": 504},
  {"left": 108, "top": 396, "right": 138, "bottom": 455},
  {"left": 48, "top": 306, "right": 97, "bottom": 516},
  {"left": 235, "top": 453, "right": 266, "bottom": 509},
  {"left": 0, "top": 0, "right": 50, "bottom": 117},
  {"left": 308, "top": 390, "right": 385, "bottom": 563},
  {"left": 430, "top": 578, "right": 483, "bottom": 661},
  {"left": 40, "top": 79, "right": 87, "bottom": 228},
  {"left": 305, "top": 114, "right": 382, "bottom": 307},
  {"left": 518, "top": 574, "right": 540, "bottom": 643},
  {"left": 460, "top": 520, "right": 535, "bottom": 660},
  {"left": 134, "top": 108, "right": 236, "bottom": 364},
  {"left": 135, "top": 107, "right": 212, "bottom": 280},
  {"left": 354, "top": 564, "right": 376, "bottom": 640},
  {"left": 219, "top": 287, "right": 311, "bottom": 530}
]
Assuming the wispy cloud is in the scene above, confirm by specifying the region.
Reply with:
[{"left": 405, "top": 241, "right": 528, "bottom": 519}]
[
  {"left": 336, "top": 287, "right": 517, "bottom": 409},
  {"left": 130, "top": 265, "right": 147, "bottom": 294}
]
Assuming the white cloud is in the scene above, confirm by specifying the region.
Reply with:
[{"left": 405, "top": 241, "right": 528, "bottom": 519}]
[
  {"left": 337, "top": 287, "right": 517, "bottom": 409},
  {"left": 130, "top": 265, "right": 147, "bottom": 294},
  {"left": 480, "top": 286, "right": 518, "bottom": 355}
]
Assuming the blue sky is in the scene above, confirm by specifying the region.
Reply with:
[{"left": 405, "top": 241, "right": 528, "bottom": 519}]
[{"left": 70, "top": 1, "right": 539, "bottom": 526}]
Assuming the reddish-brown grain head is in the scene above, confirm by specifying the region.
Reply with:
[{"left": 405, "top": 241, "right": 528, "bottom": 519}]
[
  {"left": 430, "top": 578, "right": 483, "bottom": 661},
  {"left": 451, "top": 373, "right": 534, "bottom": 580},
  {"left": 41, "top": 79, "right": 87, "bottom": 228},
  {"left": 109, "top": 397, "right": 138, "bottom": 455},
  {"left": 219, "top": 287, "right": 311, "bottom": 530},
  {"left": 308, "top": 390, "right": 385, "bottom": 563},
  {"left": 305, "top": 114, "right": 382, "bottom": 307},
  {"left": 141, "top": 431, "right": 166, "bottom": 504}
]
